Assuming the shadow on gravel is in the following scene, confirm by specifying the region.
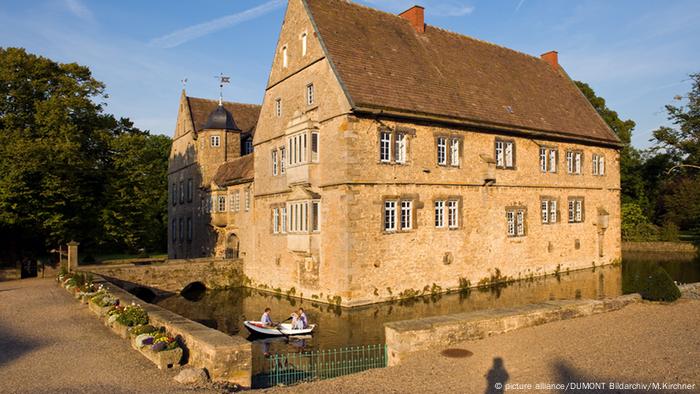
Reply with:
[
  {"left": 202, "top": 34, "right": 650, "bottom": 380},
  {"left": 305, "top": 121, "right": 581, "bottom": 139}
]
[
  {"left": 485, "top": 357, "right": 509, "bottom": 394},
  {"left": 0, "top": 321, "right": 44, "bottom": 367},
  {"left": 552, "top": 360, "right": 663, "bottom": 394}
]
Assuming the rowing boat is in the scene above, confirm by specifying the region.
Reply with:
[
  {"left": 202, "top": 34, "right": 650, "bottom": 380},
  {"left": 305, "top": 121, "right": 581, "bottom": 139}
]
[{"left": 243, "top": 320, "right": 316, "bottom": 336}]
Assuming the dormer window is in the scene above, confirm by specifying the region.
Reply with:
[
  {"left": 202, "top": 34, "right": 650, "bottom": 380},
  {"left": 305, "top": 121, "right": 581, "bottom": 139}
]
[
  {"left": 282, "top": 45, "right": 288, "bottom": 68},
  {"left": 211, "top": 135, "right": 220, "bottom": 147},
  {"left": 306, "top": 83, "right": 314, "bottom": 106},
  {"left": 301, "top": 32, "right": 308, "bottom": 56}
]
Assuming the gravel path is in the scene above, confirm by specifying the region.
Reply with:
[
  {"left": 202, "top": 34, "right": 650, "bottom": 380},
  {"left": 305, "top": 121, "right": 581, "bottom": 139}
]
[
  {"left": 0, "top": 278, "right": 215, "bottom": 394},
  {"left": 265, "top": 299, "right": 700, "bottom": 393}
]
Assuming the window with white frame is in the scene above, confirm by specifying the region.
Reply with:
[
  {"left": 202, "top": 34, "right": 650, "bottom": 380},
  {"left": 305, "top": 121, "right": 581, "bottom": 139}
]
[
  {"left": 450, "top": 138, "right": 460, "bottom": 166},
  {"left": 541, "top": 198, "right": 558, "bottom": 224},
  {"left": 568, "top": 198, "right": 584, "bottom": 223},
  {"left": 282, "top": 45, "right": 288, "bottom": 68},
  {"left": 384, "top": 200, "right": 397, "bottom": 232},
  {"left": 400, "top": 200, "right": 412, "bottom": 230},
  {"left": 592, "top": 154, "right": 605, "bottom": 176},
  {"left": 272, "top": 150, "right": 278, "bottom": 176},
  {"left": 312, "top": 201, "right": 320, "bottom": 232},
  {"left": 275, "top": 98, "right": 282, "bottom": 117},
  {"left": 306, "top": 84, "right": 314, "bottom": 106},
  {"left": 506, "top": 208, "right": 526, "bottom": 237},
  {"left": 380, "top": 131, "right": 391, "bottom": 163},
  {"left": 287, "top": 132, "right": 307, "bottom": 166},
  {"left": 280, "top": 147, "right": 286, "bottom": 174},
  {"left": 566, "top": 150, "right": 582, "bottom": 174},
  {"left": 281, "top": 206, "right": 287, "bottom": 233},
  {"left": 211, "top": 135, "right": 220, "bottom": 147},
  {"left": 448, "top": 200, "right": 459, "bottom": 229},
  {"left": 437, "top": 137, "right": 447, "bottom": 165},
  {"left": 217, "top": 196, "right": 226, "bottom": 212},
  {"left": 288, "top": 201, "right": 312, "bottom": 233},
  {"left": 539, "top": 147, "right": 557, "bottom": 173},
  {"left": 311, "top": 132, "right": 319, "bottom": 162},
  {"left": 495, "top": 139, "right": 515, "bottom": 169},
  {"left": 435, "top": 200, "right": 445, "bottom": 228},
  {"left": 232, "top": 191, "right": 239, "bottom": 212},
  {"left": 395, "top": 133, "right": 407, "bottom": 164},
  {"left": 273, "top": 208, "right": 279, "bottom": 234},
  {"left": 301, "top": 32, "right": 308, "bottom": 56},
  {"left": 245, "top": 188, "right": 250, "bottom": 211}
]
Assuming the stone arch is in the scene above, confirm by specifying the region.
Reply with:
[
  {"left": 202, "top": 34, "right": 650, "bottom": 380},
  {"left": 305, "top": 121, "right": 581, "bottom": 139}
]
[
  {"left": 129, "top": 286, "right": 157, "bottom": 303},
  {"left": 225, "top": 233, "right": 239, "bottom": 259},
  {"left": 181, "top": 281, "right": 207, "bottom": 301}
]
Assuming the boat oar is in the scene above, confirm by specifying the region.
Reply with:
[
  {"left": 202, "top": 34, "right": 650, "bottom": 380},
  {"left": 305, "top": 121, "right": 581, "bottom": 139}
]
[{"left": 275, "top": 317, "right": 292, "bottom": 337}]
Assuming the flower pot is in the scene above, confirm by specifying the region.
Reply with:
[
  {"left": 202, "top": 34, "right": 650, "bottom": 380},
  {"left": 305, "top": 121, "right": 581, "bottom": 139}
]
[
  {"left": 88, "top": 301, "right": 111, "bottom": 318},
  {"left": 80, "top": 292, "right": 97, "bottom": 304},
  {"left": 138, "top": 346, "right": 183, "bottom": 370},
  {"left": 109, "top": 321, "right": 130, "bottom": 339}
]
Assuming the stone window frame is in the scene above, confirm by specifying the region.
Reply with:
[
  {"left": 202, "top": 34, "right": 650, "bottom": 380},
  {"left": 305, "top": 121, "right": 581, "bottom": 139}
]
[
  {"left": 171, "top": 182, "right": 177, "bottom": 206},
  {"left": 171, "top": 219, "right": 177, "bottom": 243},
  {"left": 592, "top": 153, "right": 606, "bottom": 176},
  {"left": 300, "top": 31, "right": 308, "bottom": 57},
  {"left": 567, "top": 196, "right": 585, "bottom": 223},
  {"left": 311, "top": 131, "right": 320, "bottom": 163},
  {"left": 382, "top": 194, "right": 420, "bottom": 234},
  {"left": 244, "top": 188, "right": 251, "bottom": 212},
  {"left": 187, "top": 178, "right": 193, "bottom": 202},
  {"left": 275, "top": 98, "right": 282, "bottom": 118},
  {"left": 179, "top": 180, "right": 185, "bottom": 204},
  {"left": 306, "top": 83, "right": 315, "bottom": 106},
  {"left": 186, "top": 217, "right": 193, "bottom": 242},
  {"left": 566, "top": 150, "right": 584, "bottom": 175},
  {"left": 377, "top": 127, "right": 415, "bottom": 165},
  {"left": 178, "top": 218, "right": 184, "bottom": 242},
  {"left": 210, "top": 135, "right": 221, "bottom": 148},
  {"left": 495, "top": 138, "right": 516, "bottom": 170},
  {"left": 506, "top": 205, "right": 527, "bottom": 237},
  {"left": 271, "top": 148, "right": 278, "bottom": 176},
  {"left": 311, "top": 200, "right": 321, "bottom": 233},
  {"left": 279, "top": 146, "right": 286, "bottom": 174},
  {"left": 282, "top": 44, "right": 288, "bottom": 68},
  {"left": 269, "top": 203, "right": 286, "bottom": 235},
  {"left": 433, "top": 195, "right": 463, "bottom": 230},
  {"left": 540, "top": 196, "right": 560, "bottom": 225},
  {"left": 539, "top": 145, "right": 558, "bottom": 174},
  {"left": 217, "top": 195, "right": 227, "bottom": 212},
  {"left": 434, "top": 133, "right": 463, "bottom": 168}
]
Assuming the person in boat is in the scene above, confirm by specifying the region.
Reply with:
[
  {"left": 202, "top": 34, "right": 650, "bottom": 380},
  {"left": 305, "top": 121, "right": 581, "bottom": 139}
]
[
  {"left": 290, "top": 312, "right": 300, "bottom": 330},
  {"left": 297, "top": 308, "right": 308, "bottom": 329},
  {"left": 261, "top": 307, "right": 274, "bottom": 327}
]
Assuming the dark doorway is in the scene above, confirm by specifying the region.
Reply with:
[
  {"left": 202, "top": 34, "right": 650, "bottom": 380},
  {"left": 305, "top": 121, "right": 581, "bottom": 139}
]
[{"left": 226, "top": 233, "right": 239, "bottom": 259}]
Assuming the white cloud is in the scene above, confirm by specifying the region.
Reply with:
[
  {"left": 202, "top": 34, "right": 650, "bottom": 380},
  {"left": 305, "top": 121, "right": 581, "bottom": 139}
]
[
  {"left": 149, "top": 0, "right": 285, "bottom": 49},
  {"left": 63, "top": 0, "right": 94, "bottom": 23}
]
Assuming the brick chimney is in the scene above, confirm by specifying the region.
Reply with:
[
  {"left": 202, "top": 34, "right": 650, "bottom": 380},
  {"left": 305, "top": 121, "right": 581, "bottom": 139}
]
[
  {"left": 540, "top": 51, "right": 559, "bottom": 69},
  {"left": 399, "top": 5, "right": 425, "bottom": 33}
]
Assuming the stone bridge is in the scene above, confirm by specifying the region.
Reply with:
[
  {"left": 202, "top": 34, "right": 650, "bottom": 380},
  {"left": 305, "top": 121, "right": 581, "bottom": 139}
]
[{"left": 78, "top": 258, "right": 245, "bottom": 300}]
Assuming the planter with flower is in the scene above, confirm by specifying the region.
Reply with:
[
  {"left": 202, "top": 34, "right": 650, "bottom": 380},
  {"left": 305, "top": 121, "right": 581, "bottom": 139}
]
[
  {"left": 89, "top": 291, "right": 119, "bottom": 317},
  {"left": 134, "top": 328, "right": 182, "bottom": 369},
  {"left": 78, "top": 282, "right": 98, "bottom": 304},
  {"left": 109, "top": 303, "right": 148, "bottom": 339}
]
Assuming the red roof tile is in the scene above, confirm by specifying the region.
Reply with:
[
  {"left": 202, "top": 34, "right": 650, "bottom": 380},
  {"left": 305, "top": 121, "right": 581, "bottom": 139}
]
[{"left": 212, "top": 154, "right": 255, "bottom": 186}]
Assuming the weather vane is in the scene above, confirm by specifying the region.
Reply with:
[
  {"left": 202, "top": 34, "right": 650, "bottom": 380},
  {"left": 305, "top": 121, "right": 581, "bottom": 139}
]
[
  {"left": 181, "top": 78, "right": 188, "bottom": 89},
  {"left": 215, "top": 73, "right": 231, "bottom": 105}
]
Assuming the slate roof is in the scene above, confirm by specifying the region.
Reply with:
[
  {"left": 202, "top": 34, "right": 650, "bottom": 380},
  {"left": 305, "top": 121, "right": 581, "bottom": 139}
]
[
  {"left": 212, "top": 154, "right": 255, "bottom": 186},
  {"left": 304, "top": 0, "right": 620, "bottom": 145},
  {"left": 187, "top": 97, "right": 260, "bottom": 135}
]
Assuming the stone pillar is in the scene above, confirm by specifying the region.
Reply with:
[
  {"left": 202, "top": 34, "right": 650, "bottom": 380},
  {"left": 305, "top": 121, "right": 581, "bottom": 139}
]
[{"left": 67, "top": 241, "right": 80, "bottom": 272}]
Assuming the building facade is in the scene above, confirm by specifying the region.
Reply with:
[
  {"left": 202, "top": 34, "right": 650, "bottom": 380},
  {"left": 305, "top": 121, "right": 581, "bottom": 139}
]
[{"left": 169, "top": 0, "right": 622, "bottom": 306}]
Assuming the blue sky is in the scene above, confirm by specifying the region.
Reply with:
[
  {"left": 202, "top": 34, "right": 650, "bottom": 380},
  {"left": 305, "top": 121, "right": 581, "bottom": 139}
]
[{"left": 1, "top": 0, "right": 698, "bottom": 148}]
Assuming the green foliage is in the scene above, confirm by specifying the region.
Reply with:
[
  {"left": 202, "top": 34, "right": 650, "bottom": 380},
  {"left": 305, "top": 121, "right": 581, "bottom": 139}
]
[
  {"left": 0, "top": 48, "right": 170, "bottom": 260},
  {"left": 130, "top": 324, "right": 157, "bottom": 336},
  {"left": 621, "top": 203, "right": 657, "bottom": 241},
  {"left": 622, "top": 262, "right": 681, "bottom": 302},
  {"left": 116, "top": 304, "right": 148, "bottom": 327}
]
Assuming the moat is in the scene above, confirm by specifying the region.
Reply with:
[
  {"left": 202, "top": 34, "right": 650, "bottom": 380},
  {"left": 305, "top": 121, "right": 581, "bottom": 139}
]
[{"left": 156, "top": 253, "right": 700, "bottom": 363}]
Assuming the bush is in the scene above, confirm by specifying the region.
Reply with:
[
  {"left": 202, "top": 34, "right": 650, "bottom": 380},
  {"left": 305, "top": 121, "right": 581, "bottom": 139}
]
[
  {"left": 659, "top": 222, "right": 680, "bottom": 242},
  {"left": 623, "top": 262, "right": 681, "bottom": 302}
]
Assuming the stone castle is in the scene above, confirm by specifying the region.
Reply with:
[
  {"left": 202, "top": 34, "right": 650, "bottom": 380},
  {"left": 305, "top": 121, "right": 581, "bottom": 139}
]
[{"left": 168, "top": 0, "right": 621, "bottom": 306}]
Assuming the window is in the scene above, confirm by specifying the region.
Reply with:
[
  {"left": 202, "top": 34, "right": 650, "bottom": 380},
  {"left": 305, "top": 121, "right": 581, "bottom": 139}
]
[
  {"left": 400, "top": 200, "right": 412, "bottom": 230},
  {"left": 245, "top": 138, "right": 253, "bottom": 154},
  {"left": 437, "top": 137, "right": 447, "bottom": 165},
  {"left": 273, "top": 208, "right": 279, "bottom": 234},
  {"left": 272, "top": 150, "right": 278, "bottom": 176},
  {"left": 541, "top": 199, "right": 557, "bottom": 224},
  {"left": 179, "top": 180, "right": 185, "bottom": 204},
  {"left": 287, "top": 132, "right": 308, "bottom": 166},
  {"left": 232, "top": 191, "right": 240, "bottom": 212},
  {"left": 280, "top": 147, "right": 286, "bottom": 174},
  {"left": 172, "top": 183, "right": 177, "bottom": 206},
  {"left": 311, "top": 132, "right": 319, "bottom": 162},
  {"left": 301, "top": 32, "right": 308, "bottom": 56},
  {"left": 506, "top": 208, "right": 526, "bottom": 237},
  {"left": 187, "top": 179, "right": 193, "bottom": 202},
  {"left": 312, "top": 201, "right": 320, "bottom": 232},
  {"left": 275, "top": 98, "right": 282, "bottom": 117},
  {"left": 217, "top": 196, "right": 226, "bottom": 212},
  {"left": 395, "top": 133, "right": 407, "bottom": 164},
  {"left": 288, "top": 201, "right": 310, "bottom": 233},
  {"left": 567, "top": 151, "right": 582, "bottom": 174},
  {"left": 186, "top": 218, "right": 192, "bottom": 241},
  {"left": 281, "top": 207, "right": 287, "bottom": 233},
  {"left": 380, "top": 131, "right": 391, "bottom": 163},
  {"left": 592, "top": 154, "right": 605, "bottom": 176},
  {"left": 171, "top": 219, "right": 177, "bottom": 242},
  {"left": 435, "top": 200, "right": 445, "bottom": 228},
  {"left": 448, "top": 200, "right": 459, "bottom": 229},
  {"left": 178, "top": 218, "right": 184, "bottom": 241},
  {"left": 450, "top": 138, "right": 460, "bottom": 166},
  {"left": 282, "top": 45, "right": 288, "bottom": 68},
  {"left": 495, "top": 139, "right": 515, "bottom": 169},
  {"left": 568, "top": 198, "right": 584, "bottom": 223},
  {"left": 384, "top": 200, "right": 397, "bottom": 232},
  {"left": 245, "top": 188, "right": 250, "bottom": 211},
  {"left": 540, "top": 147, "right": 557, "bottom": 173},
  {"left": 211, "top": 135, "right": 220, "bottom": 147},
  {"left": 306, "top": 84, "right": 314, "bottom": 106}
]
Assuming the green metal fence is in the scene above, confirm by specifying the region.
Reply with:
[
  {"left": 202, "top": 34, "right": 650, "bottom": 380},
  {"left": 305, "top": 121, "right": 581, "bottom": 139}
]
[{"left": 267, "top": 344, "right": 388, "bottom": 387}]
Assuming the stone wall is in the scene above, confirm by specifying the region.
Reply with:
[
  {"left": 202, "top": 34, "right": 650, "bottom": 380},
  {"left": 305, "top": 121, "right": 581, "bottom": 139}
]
[
  {"left": 384, "top": 294, "right": 640, "bottom": 366},
  {"left": 79, "top": 258, "right": 244, "bottom": 295},
  {"left": 98, "top": 279, "right": 252, "bottom": 385},
  {"left": 622, "top": 241, "right": 697, "bottom": 253}
]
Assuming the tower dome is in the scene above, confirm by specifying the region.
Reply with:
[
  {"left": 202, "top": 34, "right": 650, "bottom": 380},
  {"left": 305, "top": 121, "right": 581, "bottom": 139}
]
[{"left": 203, "top": 104, "right": 241, "bottom": 131}]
